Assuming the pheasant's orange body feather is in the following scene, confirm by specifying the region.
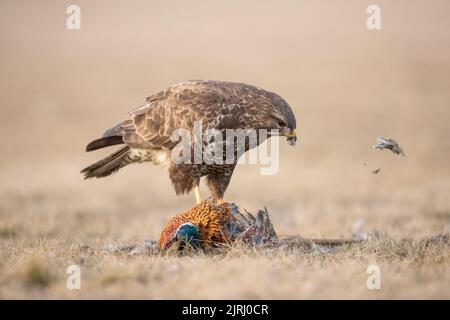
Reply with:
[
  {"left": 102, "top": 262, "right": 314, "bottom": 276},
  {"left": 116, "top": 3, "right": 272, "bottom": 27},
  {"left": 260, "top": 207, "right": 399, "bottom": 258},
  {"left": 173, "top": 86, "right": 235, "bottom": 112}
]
[{"left": 159, "top": 201, "right": 232, "bottom": 250}]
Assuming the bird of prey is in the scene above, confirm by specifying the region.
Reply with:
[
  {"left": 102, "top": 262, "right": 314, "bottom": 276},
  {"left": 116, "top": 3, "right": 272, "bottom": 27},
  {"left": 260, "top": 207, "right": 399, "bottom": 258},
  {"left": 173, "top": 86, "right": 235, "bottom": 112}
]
[{"left": 82, "top": 80, "right": 297, "bottom": 204}]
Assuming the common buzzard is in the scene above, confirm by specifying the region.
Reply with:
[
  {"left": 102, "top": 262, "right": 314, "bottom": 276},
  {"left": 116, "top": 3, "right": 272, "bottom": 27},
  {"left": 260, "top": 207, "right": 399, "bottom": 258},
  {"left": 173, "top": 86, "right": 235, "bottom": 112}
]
[{"left": 82, "top": 80, "right": 297, "bottom": 204}]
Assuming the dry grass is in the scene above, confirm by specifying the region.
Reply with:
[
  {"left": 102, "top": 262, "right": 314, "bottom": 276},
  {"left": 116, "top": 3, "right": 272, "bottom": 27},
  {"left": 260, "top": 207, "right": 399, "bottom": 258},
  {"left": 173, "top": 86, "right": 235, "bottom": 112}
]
[
  {"left": 0, "top": 189, "right": 448, "bottom": 299},
  {"left": 0, "top": 236, "right": 448, "bottom": 299},
  {"left": 1, "top": 0, "right": 450, "bottom": 299}
]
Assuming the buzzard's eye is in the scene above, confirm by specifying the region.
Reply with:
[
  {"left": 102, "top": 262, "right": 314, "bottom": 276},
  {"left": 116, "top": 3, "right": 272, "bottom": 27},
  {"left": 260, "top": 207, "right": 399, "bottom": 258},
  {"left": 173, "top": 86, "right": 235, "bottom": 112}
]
[{"left": 277, "top": 119, "right": 286, "bottom": 127}]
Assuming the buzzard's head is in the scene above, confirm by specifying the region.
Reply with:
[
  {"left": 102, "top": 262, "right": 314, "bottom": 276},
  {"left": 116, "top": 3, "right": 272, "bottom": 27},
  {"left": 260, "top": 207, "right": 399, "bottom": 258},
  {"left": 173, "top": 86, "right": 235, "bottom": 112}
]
[{"left": 262, "top": 92, "right": 297, "bottom": 146}]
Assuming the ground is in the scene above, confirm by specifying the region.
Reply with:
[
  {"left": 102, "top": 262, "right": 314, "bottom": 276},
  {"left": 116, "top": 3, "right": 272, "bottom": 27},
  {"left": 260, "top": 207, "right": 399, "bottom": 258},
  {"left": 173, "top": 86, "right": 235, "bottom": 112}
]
[{"left": 0, "top": 0, "right": 449, "bottom": 299}]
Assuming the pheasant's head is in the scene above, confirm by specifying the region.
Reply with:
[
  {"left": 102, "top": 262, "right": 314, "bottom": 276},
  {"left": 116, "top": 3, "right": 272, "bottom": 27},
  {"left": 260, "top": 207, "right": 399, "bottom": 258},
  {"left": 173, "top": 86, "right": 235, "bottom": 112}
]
[
  {"left": 174, "top": 223, "right": 201, "bottom": 249},
  {"left": 159, "top": 200, "right": 233, "bottom": 252}
]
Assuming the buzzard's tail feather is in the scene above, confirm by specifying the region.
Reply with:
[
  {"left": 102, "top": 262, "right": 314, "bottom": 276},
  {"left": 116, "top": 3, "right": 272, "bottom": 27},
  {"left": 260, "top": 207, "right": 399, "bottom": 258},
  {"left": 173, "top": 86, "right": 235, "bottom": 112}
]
[
  {"left": 86, "top": 136, "right": 123, "bottom": 152},
  {"left": 81, "top": 146, "right": 131, "bottom": 179}
]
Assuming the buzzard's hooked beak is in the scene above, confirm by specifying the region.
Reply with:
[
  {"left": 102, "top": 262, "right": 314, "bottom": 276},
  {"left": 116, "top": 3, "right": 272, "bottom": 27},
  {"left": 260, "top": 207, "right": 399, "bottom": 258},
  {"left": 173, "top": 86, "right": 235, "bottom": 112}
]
[{"left": 286, "top": 128, "right": 297, "bottom": 146}]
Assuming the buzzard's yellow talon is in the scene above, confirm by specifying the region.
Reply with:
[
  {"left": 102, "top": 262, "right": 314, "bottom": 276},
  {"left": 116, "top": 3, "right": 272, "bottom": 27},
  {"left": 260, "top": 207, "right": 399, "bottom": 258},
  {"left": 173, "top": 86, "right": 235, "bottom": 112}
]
[{"left": 194, "top": 186, "right": 202, "bottom": 204}]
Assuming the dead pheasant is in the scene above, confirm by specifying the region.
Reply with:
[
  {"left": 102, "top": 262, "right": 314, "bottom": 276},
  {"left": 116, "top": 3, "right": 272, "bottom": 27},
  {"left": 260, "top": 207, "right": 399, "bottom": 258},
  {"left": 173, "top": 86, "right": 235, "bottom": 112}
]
[
  {"left": 159, "top": 200, "right": 280, "bottom": 252},
  {"left": 158, "top": 200, "right": 233, "bottom": 251},
  {"left": 105, "top": 203, "right": 365, "bottom": 255}
]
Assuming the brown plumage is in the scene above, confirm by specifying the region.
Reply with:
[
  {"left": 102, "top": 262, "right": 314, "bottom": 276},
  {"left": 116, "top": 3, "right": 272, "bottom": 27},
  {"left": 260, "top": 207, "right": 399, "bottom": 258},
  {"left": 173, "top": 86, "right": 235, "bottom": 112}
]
[{"left": 82, "top": 80, "right": 297, "bottom": 202}]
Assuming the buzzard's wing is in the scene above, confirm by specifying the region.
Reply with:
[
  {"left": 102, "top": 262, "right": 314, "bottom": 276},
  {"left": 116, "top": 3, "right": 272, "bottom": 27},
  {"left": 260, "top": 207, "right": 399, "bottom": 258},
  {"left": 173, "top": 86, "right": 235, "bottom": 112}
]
[
  {"left": 121, "top": 98, "right": 176, "bottom": 150},
  {"left": 105, "top": 91, "right": 184, "bottom": 150},
  {"left": 100, "top": 81, "right": 246, "bottom": 151}
]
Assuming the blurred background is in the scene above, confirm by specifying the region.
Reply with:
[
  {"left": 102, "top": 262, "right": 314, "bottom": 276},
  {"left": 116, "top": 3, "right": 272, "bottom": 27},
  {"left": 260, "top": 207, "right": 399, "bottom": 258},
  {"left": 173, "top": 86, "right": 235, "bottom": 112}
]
[{"left": 0, "top": 0, "right": 449, "bottom": 241}]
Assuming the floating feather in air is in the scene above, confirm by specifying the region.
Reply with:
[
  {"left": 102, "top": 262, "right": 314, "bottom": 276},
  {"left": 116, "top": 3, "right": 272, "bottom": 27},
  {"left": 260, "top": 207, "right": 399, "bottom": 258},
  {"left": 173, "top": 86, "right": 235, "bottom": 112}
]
[{"left": 373, "top": 137, "right": 405, "bottom": 156}]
